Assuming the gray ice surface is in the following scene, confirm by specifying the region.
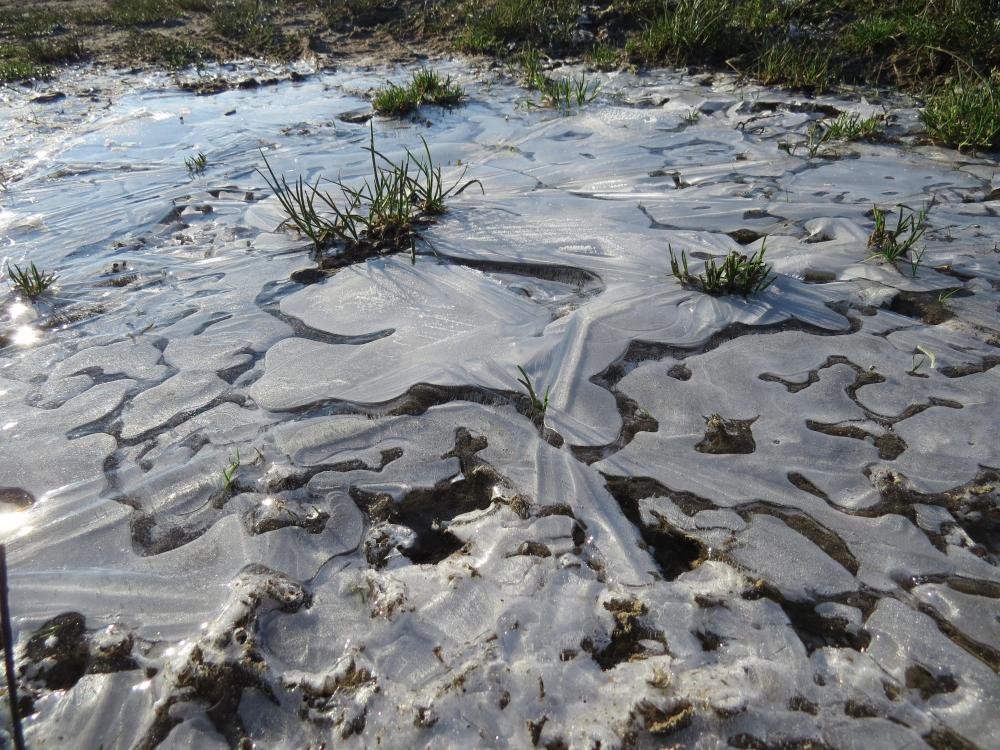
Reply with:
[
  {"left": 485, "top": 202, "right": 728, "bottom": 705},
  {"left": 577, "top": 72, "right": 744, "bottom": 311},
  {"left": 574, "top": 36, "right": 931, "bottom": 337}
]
[{"left": 1, "top": 59, "right": 998, "bottom": 750}]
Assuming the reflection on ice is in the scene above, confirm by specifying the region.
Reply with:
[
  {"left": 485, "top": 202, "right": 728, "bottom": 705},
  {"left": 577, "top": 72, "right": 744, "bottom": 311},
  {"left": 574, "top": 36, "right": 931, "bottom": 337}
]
[{"left": 10, "top": 325, "right": 39, "bottom": 346}]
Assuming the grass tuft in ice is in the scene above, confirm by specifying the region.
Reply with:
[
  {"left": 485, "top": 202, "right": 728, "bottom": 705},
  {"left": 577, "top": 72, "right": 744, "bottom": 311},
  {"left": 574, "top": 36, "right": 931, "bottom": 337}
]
[
  {"left": 372, "top": 68, "right": 464, "bottom": 116},
  {"left": 530, "top": 70, "right": 600, "bottom": 109},
  {"left": 409, "top": 68, "right": 463, "bottom": 106},
  {"left": 5, "top": 262, "right": 57, "bottom": 301},
  {"left": 406, "top": 137, "right": 484, "bottom": 216},
  {"left": 867, "top": 204, "right": 928, "bottom": 272},
  {"left": 669, "top": 243, "right": 774, "bottom": 297},
  {"left": 221, "top": 448, "right": 240, "bottom": 495},
  {"left": 372, "top": 82, "right": 418, "bottom": 116},
  {"left": 184, "top": 151, "right": 207, "bottom": 176},
  {"left": 516, "top": 365, "right": 550, "bottom": 423},
  {"left": 921, "top": 73, "right": 1000, "bottom": 152},
  {"left": 823, "top": 111, "right": 887, "bottom": 141},
  {"left": 258, "top": 125, "right": 483, "bottom": 260},
  {"left": 516, "top": 51, "right": 599, "bottom": 109}
]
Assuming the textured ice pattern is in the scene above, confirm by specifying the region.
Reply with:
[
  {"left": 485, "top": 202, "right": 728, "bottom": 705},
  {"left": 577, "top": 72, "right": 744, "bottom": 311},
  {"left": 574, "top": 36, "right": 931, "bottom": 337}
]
[{"left": 1, "top": 61, "right": 998, "bottom": 749}]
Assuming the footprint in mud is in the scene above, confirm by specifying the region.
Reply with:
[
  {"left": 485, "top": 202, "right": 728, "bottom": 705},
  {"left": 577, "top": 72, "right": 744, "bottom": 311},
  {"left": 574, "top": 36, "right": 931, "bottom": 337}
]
[
  {"left": 352, "top": 464, "right": 496, "bottom": 565},
  {"left": 350, "top": 427, "right": 502, "bottom": 566},
  {"left": 603, "top": 475, "right": 708, "bottom": 579}
]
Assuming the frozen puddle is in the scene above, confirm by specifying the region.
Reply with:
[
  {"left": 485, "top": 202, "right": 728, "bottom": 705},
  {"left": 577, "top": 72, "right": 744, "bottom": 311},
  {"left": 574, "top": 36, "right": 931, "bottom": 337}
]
[{"left": 1, "top": 60, "right": 998, "bottom": 749}]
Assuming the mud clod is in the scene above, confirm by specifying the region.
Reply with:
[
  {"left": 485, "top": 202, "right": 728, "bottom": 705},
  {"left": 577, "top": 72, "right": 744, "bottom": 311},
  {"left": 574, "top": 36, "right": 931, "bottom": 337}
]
[
  {"left": 696, "top": 414, "right": 757, "bottom": 454},
  {"left": 22, "top": 613, "right": 89, "bottom": 691},
  {"left": 888, "top": 290, "right": 967, "bottom": 325},
  {"left": 905, "top": 665, "right": 958, "bottom": 700},
  {"left": 509, "top": 541, "right": 552, "bottom": 558},
  {"left": 729, "top": 735, "right": 835, "bottom": 750},
  {"left": 789, "top": 695, "right": 819, "bottom": 714},
  {"left": 590, "top": 599, "right": 668, "bottom": 670},
  {"left": 0, "top": 487, "right": 34, "bottom": 509},
  {"left": 636, "top": 699, "right": 693, "bottom": 736}
]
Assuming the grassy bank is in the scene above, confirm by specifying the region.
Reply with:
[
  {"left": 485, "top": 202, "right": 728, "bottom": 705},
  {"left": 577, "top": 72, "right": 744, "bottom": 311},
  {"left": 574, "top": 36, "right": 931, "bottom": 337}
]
[{"left": 1, "top": 0, "right": 997, "bottom": 150}]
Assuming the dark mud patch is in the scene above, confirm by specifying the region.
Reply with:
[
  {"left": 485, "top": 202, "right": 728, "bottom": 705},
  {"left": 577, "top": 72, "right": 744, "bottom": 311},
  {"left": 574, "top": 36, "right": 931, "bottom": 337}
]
[
  {"left": 744, "top": 584, "right": 873, "bottom": 654},
  {"left": 138, "top": 570, "right": 310, "bottom": 750},
  {"left": 737, "top": 502, "right": 860, "bottom": 575},
  {"left": 729, "top": 735, "right": 835, "bottom": 750},
  {"left": 759, "top": 370, "right": 820, "bottom": 393},
  {"left": 865, "top": 467, "right": 998, "bottom": 563},
  {"left": 923, "top": 726, "right": 980, "bottom": 750},
  {"left": 634, "top": 699, "right": 693, "bottom": 737},
  {"left": 888, "top": 290, "right": 970, "bottom": 325},
  {"left": 352, "top": 461, "right": 496, "bottom": 565},
  {"left": 667, "top": 363, "right": 692, "bottom": 380},
  {"left": 21, "top": 612, "right": 139, "bottom": 694},
  {"left": 247, "top": 498, "right": 329, "bottom": 535},
  {"left": 570, "top": 390, "right": 658, "bottom": 464},
  {"left": 585, "top": 599, "right": 668, "bottom": 670},
  {"left": 603, "top": 475, "right": 709, "bottom": 579},
  {"left": 727, "top": 228, "right": 766, "bottom": 245},
  {"left": 22, "top": 612, "right": 89, "bottom": 691},
  {"left": 806, "top": 420, "right": 906, "bottom": 460},
  {"left": 939, "top": 355, "right": 1000, "bottom": 379},
  {"left": 0, "top": 487, "right": 34, "bottom": 509},
  {"left": 905, "top": 665, "right": 958, "bottom": 700},
  {"left": 787, "top": 472, "right": 831, "bottom": 501},
  {"left": 695, "top": 413, "right": 757, "bottom": 454}
]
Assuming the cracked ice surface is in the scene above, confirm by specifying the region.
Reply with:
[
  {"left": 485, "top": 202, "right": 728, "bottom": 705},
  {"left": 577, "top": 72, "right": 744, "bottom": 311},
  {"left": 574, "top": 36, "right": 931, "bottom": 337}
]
[{"left": 0, "top": 59, "right": 998, "bottom": 750}]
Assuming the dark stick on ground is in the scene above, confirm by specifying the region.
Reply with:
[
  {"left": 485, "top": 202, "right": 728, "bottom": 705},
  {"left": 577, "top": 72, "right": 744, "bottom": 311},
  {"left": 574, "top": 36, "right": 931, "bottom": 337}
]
[{"left": 0, "top": 545, "right": 26, "bottom": 750}]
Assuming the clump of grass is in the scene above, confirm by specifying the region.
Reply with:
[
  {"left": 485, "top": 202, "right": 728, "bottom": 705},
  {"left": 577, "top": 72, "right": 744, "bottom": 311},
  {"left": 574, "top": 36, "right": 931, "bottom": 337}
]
[
  {"left": 103, "top": 0, "right": 182, "bottom": 28},
  {"left": 752, "top": 42, "right": 836, "bottom": 92},
  {"left": 921, "top": 74, "right": 1000, "bottom": 152},
  {"left": 459, "top": 0, "right": 581, "bottom": 56},
  {"left": 529, "top": 70, "right": 600, "bottom": 109},
  {"left": 937, "top": 287, "right": 960, "bottom": 306},
  {"left": 406, "top": 137, "right": 483, "bottom": 216},
  {"left": 372, "top": 68, "right": 464, "bottom": 116},
  {"left": 122, "top": 30, "right": 212, "bottom": 69},
  {"left": 630, "top": 0, "right": 730, "bottom": 67},
  {"left": 516, "top": 365, "right": 550, "bottom": 423},
  {"left": 516, "top": 51, "right": 599, "bottom": 109},
  {"left": 185, "top": 152, "right": 208, "bottom": 176},
  {"left": 669, "top": 243, "right": 775, "bottom": 297},
  {"left": 823, "top": 111, "right": 887, "bottom": 141},
  {"left": 0, "top": 7, "right": 65, "bottom": 37},
  {"left": 0, "top": 36, "right": 82, "bottom": 81},
  {"left": 0, "top": 57, "right": 48, "bottom": 82},
  {"left": 410, "top": 68, "right": 463, "bottom": 105},
  {"left": 5, "top": 262, "right": 57, "bottom": 301},
  {"left": 210, "top": 0, "right": 281, "bottom": 55},
  {"left": 867, "top": 205, "right": 928, "bottom": 271},
  {"left": 257, "top": 126, "right": 483, "bottom": 259},
  {"left": 372, "top": 83, "right": 418, "bottom": 116},
  {"left": 802, "top": 121, "right": 834, "bottom": 158},
  {"left": 586, "top": 42, "right": 622, "bottom": 71}
]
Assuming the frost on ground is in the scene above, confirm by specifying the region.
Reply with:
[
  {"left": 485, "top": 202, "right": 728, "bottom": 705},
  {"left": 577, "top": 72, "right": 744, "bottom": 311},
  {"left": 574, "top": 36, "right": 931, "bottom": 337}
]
[{"left": 0, "top": 61, "right": 998, "bottom": 749}]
